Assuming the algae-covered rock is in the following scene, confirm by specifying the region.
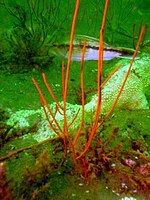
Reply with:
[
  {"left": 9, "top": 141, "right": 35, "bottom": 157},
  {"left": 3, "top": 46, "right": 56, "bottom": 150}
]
[
  {"left": 85, "top": 56, "right": 150, "bottom": 113},
  {"left": 6, "top": 103, "right": 81, "bottom": 142},
  {"left": 5, "top": 56, "right": 150, "bottom": 142}
]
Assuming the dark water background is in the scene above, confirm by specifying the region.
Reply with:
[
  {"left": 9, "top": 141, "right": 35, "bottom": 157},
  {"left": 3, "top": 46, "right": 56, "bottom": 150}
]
[{"left": 0, "top": 0, "right": 150, "bottom": 47}]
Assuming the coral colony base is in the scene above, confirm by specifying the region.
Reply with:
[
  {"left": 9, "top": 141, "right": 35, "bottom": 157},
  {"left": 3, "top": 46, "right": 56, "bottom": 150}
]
[{"left": 1, "top": 0, "right": 150, "bottom": 199}]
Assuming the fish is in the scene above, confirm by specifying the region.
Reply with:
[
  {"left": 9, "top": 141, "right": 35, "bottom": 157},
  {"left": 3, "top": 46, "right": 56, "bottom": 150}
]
[{"left": 49, "top": 35, "right": 138, "bottom": 61}]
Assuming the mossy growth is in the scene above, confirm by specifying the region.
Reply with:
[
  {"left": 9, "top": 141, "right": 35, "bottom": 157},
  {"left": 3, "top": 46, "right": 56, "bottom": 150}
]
[{"left": 0, "top": 107, "right": 150, "bottom": 199}]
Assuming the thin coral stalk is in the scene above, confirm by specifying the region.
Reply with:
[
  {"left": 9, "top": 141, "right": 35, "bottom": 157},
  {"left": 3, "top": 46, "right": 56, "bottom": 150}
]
[
  {"left": 63, "top": 0, "right": 80, "bottom": 140},
  {"left": 101, "top": 65, "right": 121, "bottom": 88},
  {"left": 76, "top": 0, "right": 109, "bottom": 160},
  {"left": 62, "top": 0, "right": 80, "bottom": 169},
  {"left": 0, "top": 137, "right": 59, "bottom": 162},
  {"left": 101, "top": 25, "right": 146, "bottom": 122},
  {"left": 76, "top": 25, "right": 145, "bottom": 160},
  {"left": 32, "top": 78, "right": 68, "bottom": 151},
  {"left": 42, "top": 73, "right": 63, "bottom": 110},
  {"left": 64, "top": 0, "right": 80, "bottom": 102},
  {"left": 32, "top": 0, "right": 80, "bottom": 170},
  {"left": 85, "top": 65, "right": 121, "bottom": 95},
  {"left": 32, "top": 78, "right": 63, "bottom": 135},
  {"left": 68, "top": 108, "right": 80, "bottom": 128},
  {"left": 61, "top": 61, "right": 65, "bottom": 98},
  {"left": 41, "top": 102, "right": 62, "bottom": 138},
  {"left": 73, "top": 40, "right": 86, "bottom": 145}
]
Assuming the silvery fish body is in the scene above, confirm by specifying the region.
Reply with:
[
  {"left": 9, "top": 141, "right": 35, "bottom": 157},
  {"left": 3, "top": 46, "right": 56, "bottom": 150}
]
[{"left": 50, "top": 35, "right": 137, "bottom": 61}]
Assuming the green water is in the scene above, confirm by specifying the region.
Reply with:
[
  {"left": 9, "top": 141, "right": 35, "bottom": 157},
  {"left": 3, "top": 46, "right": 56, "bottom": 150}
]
[{"left": 0, "top": 0, "right": 150, "bottom": 45}]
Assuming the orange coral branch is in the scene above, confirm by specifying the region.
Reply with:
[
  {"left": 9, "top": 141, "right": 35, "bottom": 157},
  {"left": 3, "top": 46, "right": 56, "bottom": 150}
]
[
  {"left": 32, "top": 78, "right": 63, "bottom": 136},
  {"left": 32, "top": 1, "right": 80, "bottom": 169},
  {"left": 62, "top": 0, "right": 80, "bottom": 146},
  {"left": 76, "top": 0, "right": 109, "bottom": 160},
  {"left": 42, "top": 73, "right": 62, "bottom": 110},
  {"left": 102, "top": 25, "right": 146, "bottom": 122},
  {"left": 84, "top": 65, "right": 121, "bottom": 95},
  {"left": 63, "top": 0, "right": 80, "bottom": 135},
  {"left": 73, "top": 40, "right": 86, "bottom": 145},
  {"left": 41, "top": 102, "right": 63, "bottom": 138},
  {"left": 68, "top": 108, "right": 80, "bottom": 128},
  {"left": 63, "top": 0, "right": 80, "bottom": 103},
  {"left": 61, "top": 61, "right": 65, "bottom": 99},
  {"left": 62, "top": 0, "right": 80, "bottom": 169},
  {"left": 0, "top": 137, "right": 59, "bottom": 162},
  {"left": 101, "top": 65, "right": 121, "bottom": 88},
  {"left": 77, "top": 25, "right": 145, "bottom": 160}
]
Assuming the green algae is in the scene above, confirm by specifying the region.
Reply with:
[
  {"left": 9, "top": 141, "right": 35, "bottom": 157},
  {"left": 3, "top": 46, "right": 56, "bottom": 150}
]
[{"left": 0, "top": 107, "right": 149, "bottom": 199}]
